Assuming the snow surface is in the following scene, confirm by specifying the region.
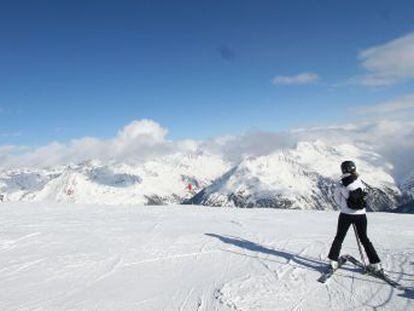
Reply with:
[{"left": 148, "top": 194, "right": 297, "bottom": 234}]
[{"left": 1, "top": 203, "right": 413, "bottom": 310}]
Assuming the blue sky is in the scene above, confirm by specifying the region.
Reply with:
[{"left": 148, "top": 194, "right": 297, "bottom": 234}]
[{"left": 1, "top": 0, "right": 414, "bottom": 146}]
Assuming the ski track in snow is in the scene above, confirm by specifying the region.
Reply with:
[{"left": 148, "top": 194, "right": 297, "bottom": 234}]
[{"left": 0, "top": 203, "right": 413, "bottom": 311}]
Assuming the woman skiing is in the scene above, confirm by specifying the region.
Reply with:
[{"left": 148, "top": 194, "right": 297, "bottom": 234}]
[{"left": 328, "top": 161, "right": 382, "bottom": 272}]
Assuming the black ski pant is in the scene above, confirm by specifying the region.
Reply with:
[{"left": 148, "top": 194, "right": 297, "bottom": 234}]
[{"left": 328, "top": 213, "right": 380, "bottom": 264}]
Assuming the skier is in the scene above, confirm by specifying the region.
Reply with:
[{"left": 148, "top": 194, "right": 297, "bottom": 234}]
[{"left": 327, "top": 161, "right": 382, "bottom": 272}]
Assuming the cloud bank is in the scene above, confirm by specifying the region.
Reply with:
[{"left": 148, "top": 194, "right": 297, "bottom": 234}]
[
  {"left": 204, "top": 119, "right": 414, "bottom": 181},
  {"left": 0, "top": 120, "right": 197, "bottom": 169},
  {"left": 357, "top": 93, "right": 414, "bottom": 114},
  {"left": 1, "top": 116, "right": 413, "bottom": 182}
]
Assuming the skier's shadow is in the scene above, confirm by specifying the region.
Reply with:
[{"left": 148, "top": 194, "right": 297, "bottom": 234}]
[
  {"left": 205, "top": 233, "right": 334, "bottom": 273},
  {"left": 398, "top": 288, "right": 414, "bottom": 300},
  {"left": 205, "top": 233, "right": 414, "bottom": 299}
]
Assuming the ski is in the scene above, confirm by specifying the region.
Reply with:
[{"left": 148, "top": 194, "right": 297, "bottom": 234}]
[
  {"left": 318, "top": 256, "right": 347, "bottom": 283},
  {"left": 342, "top": 255, "right": 408, "bottom": 291},
  {"left": 366, "top": 267, "right": 409, "bottom": 291},
  {"left": 342, "top": 254, "right": 365, "bottom": 269}
]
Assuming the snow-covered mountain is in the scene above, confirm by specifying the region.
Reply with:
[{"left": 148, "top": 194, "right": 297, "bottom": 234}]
[
  {"left": 395, "top": 172, "right": 414, "bottom": 213},
  {"left": 187, "top": 141, "right": 402, "bottom": 211},
  {"left": 0, "top": 141, "right": 411, "bottom": 211},
  {"left": 401, "top": 171, "right": 414, "bottom": 199},
  {"left": 0, "top": 151, "right": 230, "bottom": 205}
]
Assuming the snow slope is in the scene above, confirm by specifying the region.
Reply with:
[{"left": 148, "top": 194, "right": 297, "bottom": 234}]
[{"left": 1, "top": 203, "right": 413, "bottom": 310}]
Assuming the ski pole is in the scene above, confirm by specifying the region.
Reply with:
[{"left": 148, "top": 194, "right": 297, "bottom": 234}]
[{"left": 352, "top": 223, "right": 368, "bottom": 267}]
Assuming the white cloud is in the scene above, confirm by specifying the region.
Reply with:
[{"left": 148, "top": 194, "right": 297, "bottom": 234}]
[
  {"left": 117, "top": 119, "right": 167, "bottom": 143},
  {"left": 287, "top": 119, "right": 414, "bottom": 180},
  {"left": 0, "top": 116, "right": 413, "bottom": 182},
  {"left": 200, "top": 118, "right": 414, "bottom": 181},
  {"left": 0, "top": 119, "right": 197, "bottom": 169},
  {"left": 357, "top": 93, "right": 414, "bottom": 114},
  {"left": 357, "top": 32, "right": 414, "bottom": 86},
  {"left": 272, "top": 72, "right": 319, "bottom": 85}
]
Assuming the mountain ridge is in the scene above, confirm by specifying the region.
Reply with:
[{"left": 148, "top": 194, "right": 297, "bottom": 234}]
[{"left": 0, "top": 141, "right": 412, "bottom": 212}]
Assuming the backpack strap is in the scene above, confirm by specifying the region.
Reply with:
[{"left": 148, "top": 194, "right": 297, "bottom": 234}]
[{"left": 341, "top": 174, "right": 357, "bottom": 187}]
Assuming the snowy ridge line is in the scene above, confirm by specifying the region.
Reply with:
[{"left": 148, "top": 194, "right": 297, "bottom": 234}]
[
  {"left": 0, "top": 141, "right": 413, "bottom": 212},
  {"left": 0, "top": 151, "right": 230, "bottom": 206}
]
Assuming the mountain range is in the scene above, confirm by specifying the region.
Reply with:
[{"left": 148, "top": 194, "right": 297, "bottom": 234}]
[{"left": 0, "top": 141, "right": 412, "bottom": 212}]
